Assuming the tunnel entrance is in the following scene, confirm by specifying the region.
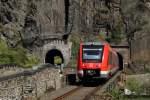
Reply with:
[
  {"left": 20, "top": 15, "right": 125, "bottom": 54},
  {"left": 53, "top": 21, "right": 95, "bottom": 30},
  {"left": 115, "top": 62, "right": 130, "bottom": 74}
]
[
  {"left": 117, "top": 52, "right": 124, "bottom": 70},
  {"left": 45, "top": 49, "right": 64, "bottom": 65}
]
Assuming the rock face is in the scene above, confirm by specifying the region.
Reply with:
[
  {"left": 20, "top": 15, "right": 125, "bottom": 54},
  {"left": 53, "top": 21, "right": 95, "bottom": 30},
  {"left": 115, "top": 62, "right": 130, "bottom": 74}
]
[
  {"left": 70, "top": 0, "right": 121, "bottom": 34},
  {"left": 121, "top": 0, "right": 150, "bottom": 71},
  {"left": 0, "top": 0, "right": 65, "bottom": 48},
  {"left": 0, "top": 0, "right": 121, "bottom": 46}
]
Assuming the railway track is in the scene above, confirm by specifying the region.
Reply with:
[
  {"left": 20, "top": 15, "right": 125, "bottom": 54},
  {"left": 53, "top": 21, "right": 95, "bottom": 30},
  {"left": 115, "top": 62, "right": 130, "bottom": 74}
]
[
  {"left": 53, "top": 71, "right": 122, "bottom": 100},
  {"left": 54, "top": 86, "right": 96, "bottom": 100},
  {"left": 53, "top": 86, "right": 82, "bottom": 100},
  {"left": 84, "top": 71, "right": 122, "bottom": 100}
]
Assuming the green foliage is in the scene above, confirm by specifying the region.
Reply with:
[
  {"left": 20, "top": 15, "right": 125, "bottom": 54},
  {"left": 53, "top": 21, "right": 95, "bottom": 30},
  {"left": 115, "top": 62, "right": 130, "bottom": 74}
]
[
  {"left": 110, "top": 88, "right": 123, "bottom": 100},
  {"left": 0, "top": 38, "right": 39, "bottom": 68},
  {"left": 24, "top": 54, "right": 40, "bottom": 68},
  {"left": 82, "top": 33, "right": 103, "bottom": 42},
  {"left": 68, "top": 59, "right": 77, "bottom": 68},
  {"left": 68, "top": 34, "right": 81, "bottom": 59},
  {"left": 110, "top": 87, "right": 150, "bottom": 100},
  {"left": 0, "top": 39, "right": 15, "bottom": 64},
  {"left": 126, "top": 77, "right": 141, "bottom": 94},
  {"left": 54, "top": 56, "right": 62, "bottom": 65},
  {"left": 109, "top": 21, "right": 124, "bottom": 44}
]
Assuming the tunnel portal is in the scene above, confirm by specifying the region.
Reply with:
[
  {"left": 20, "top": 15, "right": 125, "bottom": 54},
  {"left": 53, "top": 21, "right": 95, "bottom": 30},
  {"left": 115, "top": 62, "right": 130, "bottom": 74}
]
[
  {"left": 117, "top": 52, "right": 124, "bottom": 70},
  {"left": 45, "top": 49, "right": 64, "bottom": 65}
]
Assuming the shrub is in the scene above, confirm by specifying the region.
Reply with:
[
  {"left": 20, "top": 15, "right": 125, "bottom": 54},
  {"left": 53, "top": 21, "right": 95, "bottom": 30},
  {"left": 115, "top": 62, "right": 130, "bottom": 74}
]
[
  {"left": 0, "top": 38, "right": 39, "bottom": 68},
  {"left": 110, "top": 20, "right": 124, "bottom": 44},
  {"left": 68, "top": 34, "right": 81, "bottom": 59},
  {"left": 126, "top": 77, "right": 141, "bottom": 94}
]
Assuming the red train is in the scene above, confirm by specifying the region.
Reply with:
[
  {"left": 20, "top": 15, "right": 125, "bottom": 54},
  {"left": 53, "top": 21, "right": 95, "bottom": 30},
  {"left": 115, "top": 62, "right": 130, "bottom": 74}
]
[{"left": 77, "top": 41, "right": 120, "bottom": 80}]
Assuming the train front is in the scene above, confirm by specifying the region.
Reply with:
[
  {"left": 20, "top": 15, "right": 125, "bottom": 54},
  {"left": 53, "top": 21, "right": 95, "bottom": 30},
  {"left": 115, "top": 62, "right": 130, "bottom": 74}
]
[{"left": 77, "top": 42, "right": 104, "bottom": 80}]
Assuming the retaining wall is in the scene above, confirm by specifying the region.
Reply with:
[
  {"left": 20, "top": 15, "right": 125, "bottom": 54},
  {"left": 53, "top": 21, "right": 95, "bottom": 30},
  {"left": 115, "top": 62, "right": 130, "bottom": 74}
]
[{"left": 0, "top": 64, "right": 61, "bottom": 100}]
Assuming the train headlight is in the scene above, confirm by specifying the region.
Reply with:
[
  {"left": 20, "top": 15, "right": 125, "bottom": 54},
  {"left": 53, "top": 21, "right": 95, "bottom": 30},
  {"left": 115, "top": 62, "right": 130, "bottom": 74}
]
[{"left": 78, "top": 70, "right": 83, "bottom": 76}]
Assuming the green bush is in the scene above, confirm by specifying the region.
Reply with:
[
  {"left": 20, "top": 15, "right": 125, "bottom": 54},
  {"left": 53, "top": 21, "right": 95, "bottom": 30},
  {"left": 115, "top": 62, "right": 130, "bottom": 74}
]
[
  {"left": 109, "top": 20, "right": 124, "bottom": 44},
  {"left": 126, "top": 77, "right": 141, "bottom": 94},
  {"left": 68, "top": 59, "right": 77, "bottom": 68},
  {"left": 110, "top": 87, "right": 123, "bottom": 100},
  {"left": 0, "top": 38, "right": 39, "bottom": 68},
  {"left": 54, "top": 56, "right": 62, "bottom": 65},
  {"left": 24, "top": 54, "right": 40, "bottom": 68},
  {"left": 68, "top": 34, "right": 81, "bottom": 59}
]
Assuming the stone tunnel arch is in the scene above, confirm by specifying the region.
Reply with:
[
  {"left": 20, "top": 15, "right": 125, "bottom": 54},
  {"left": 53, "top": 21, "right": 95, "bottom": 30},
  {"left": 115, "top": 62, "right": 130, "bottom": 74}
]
[
  {"left": 45, "top": 49, "right": 64, "bottom": 65},
  {"left": 117, "top": 52, "right": 124, "bottom": 70}
]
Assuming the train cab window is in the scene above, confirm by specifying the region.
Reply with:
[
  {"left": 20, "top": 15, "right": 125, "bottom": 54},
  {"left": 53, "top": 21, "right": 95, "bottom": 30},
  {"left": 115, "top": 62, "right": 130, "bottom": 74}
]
[{"left": 82, "top": 45, "right": 103, "bottom": 62}]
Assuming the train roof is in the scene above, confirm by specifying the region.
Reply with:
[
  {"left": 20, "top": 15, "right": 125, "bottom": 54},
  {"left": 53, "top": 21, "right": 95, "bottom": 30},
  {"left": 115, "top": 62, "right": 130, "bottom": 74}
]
[{"left": 81, "top": 41, "right": 109, "bottom": 45}]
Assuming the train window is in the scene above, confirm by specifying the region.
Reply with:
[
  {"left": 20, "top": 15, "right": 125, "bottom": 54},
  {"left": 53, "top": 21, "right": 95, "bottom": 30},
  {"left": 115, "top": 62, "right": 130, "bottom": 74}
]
[{"left": 82, "top": 45, "right": 103, "bottom": 62}]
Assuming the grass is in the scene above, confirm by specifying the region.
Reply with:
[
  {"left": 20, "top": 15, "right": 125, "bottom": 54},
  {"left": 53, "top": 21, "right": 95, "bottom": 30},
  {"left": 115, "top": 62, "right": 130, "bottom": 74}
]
[
  {"left": 110, "top": 87, "right": 150, "bottom": 100},
  {"left": 120, "top": 96, "right": 150, "bottom": 100},
  {"left": 109, "top": 75, "right": 150, "bottom": 100},
  {"left": 126, "top": 77, "right": 141, "bottom": 94}
]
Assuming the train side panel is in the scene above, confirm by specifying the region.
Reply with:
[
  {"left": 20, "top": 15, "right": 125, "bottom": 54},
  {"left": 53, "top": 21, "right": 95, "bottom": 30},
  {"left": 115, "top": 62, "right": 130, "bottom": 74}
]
[
  {"left": 108, "top": 49, "right": 119, "bottom": 76},
  {"left": 100, "top": 44, "right": 110, "bottom": 78}
]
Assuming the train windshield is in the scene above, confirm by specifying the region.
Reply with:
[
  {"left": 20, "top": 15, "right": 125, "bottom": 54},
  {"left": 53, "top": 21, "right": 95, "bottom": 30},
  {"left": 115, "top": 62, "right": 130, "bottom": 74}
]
[{"left": 82, "top": 45, "right": 103, "bottom": 62}]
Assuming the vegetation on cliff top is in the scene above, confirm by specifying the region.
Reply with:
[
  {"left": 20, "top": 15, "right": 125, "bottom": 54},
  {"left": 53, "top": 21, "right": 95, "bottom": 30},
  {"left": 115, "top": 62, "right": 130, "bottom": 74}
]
[{"left": 0, "top": 38, "right": 39, "bottom": 68}]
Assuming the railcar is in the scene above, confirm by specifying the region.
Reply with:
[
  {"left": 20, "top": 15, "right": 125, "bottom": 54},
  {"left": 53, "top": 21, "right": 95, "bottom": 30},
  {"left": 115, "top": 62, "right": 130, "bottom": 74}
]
[{"left": 77, "top": 41, "right": 119, "bottom": 80}]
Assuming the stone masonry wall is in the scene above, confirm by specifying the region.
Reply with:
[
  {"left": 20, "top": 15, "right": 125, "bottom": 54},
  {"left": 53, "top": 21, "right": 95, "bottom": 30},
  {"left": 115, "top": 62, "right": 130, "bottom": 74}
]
[
  {"left": 0, "top": 64, "right": 24, "bottom": 77},
  {"left": 32, "top": 40, "right": 72, "bottom": 65},
  {"left": 0, "top": 65, "right": 61, "bottom": 100}
]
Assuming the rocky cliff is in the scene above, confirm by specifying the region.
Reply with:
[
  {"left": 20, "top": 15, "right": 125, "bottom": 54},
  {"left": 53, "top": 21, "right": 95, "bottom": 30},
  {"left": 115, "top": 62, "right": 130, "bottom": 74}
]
[
  {"left": 0, "top": 0, "right": 122, "bottom": 46},
  {"left": 121, "top": 0, "right": 150, "bottom": 72},
  {"left": 0, "top": 0, "right": 65, "bottom": 48}
]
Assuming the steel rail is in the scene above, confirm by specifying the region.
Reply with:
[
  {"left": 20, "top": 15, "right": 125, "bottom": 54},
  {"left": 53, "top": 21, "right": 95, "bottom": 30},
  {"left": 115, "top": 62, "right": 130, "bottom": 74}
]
[
  {"left": 83, "top": 71, "right": 122, "bottom": 100},
  {"left": 83, "top": 85, "right": 102, "bottom": 100},
  {"left": 53, "top": 86, "right": 83, "bottom": 100},
  {"left": 98, "top": 71, "right": 122, "bottom": 94}
]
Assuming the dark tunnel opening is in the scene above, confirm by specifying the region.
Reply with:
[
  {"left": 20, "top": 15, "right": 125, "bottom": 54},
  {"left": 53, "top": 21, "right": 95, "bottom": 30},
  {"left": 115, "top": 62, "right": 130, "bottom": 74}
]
[
  {"left": 117, "top": 52, "right": 124, "bottom": 70},
  {"left": 45, "top": 49, "right": 64, "bottom": 65}
]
